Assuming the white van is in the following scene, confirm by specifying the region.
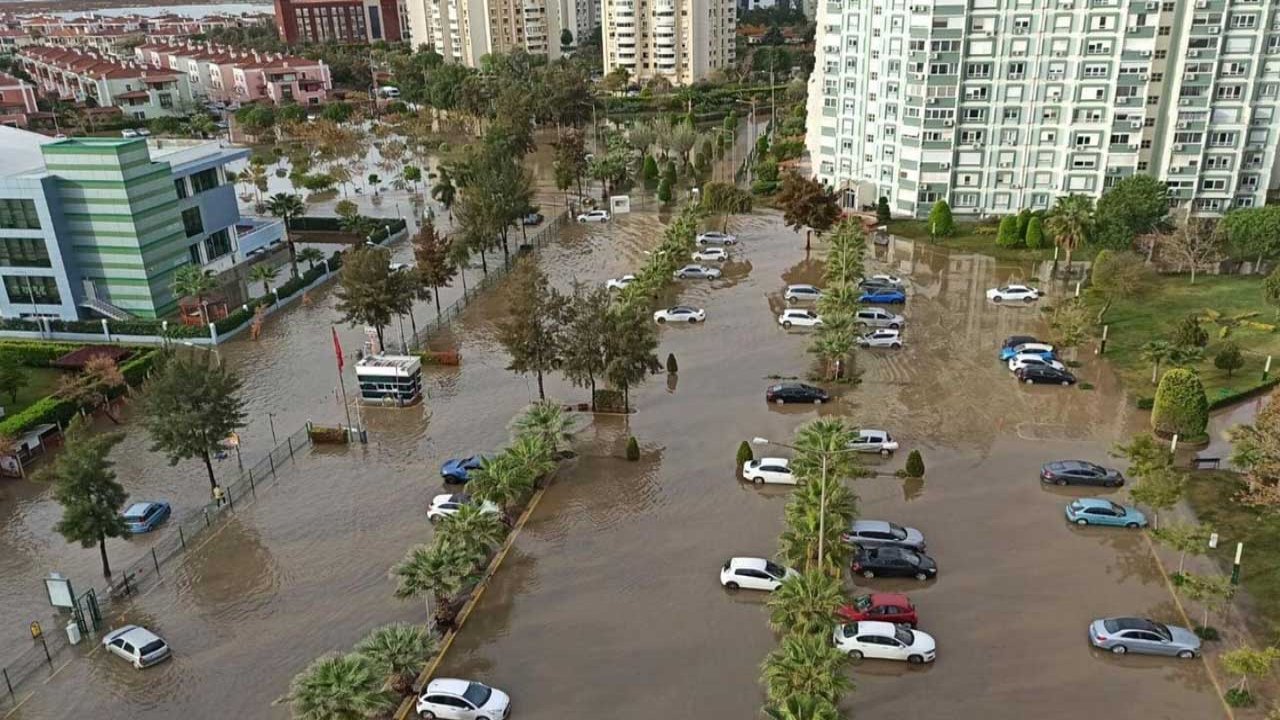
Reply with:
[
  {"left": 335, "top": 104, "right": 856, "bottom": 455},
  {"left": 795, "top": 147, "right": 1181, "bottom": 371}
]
[{"left": 378, "top": 86, "right": 400, "bottom": 99}]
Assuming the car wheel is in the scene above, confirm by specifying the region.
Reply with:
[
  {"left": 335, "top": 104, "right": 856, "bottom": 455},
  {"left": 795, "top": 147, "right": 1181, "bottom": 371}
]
[
  {"left": 993, "top": 296, "right": 1003, "bottom": 303},
  {"left": 1055, "top": 478, "right": 1068, "bottom": 486},
  {"left": 1025, "top": 378, "right": 1035, "bottom": 385},
  {"left": 880, "top": 448, "right": 892, "bottom": 457},
  {"left": 1177, "top": 650, "right": 1196, "bottom": 659},
  {"left": 891, "top": 342, "right": 902, "bottom": 349},
  {"left": 914, "top": 572, "right": 928, "bottom": 581},
  {"left": 725, "top": 581, "right": 739, "bottom": 590},
  {"left": 753, "top": 476, "right": 764, "bottom": 485},
  {"left": 1062, "top": 380, "right": 1072, "bottom": 386},
  {"left": 908, "top": 654, "right": 924, "bottom": 664},
  {"left": 787, "top": 297, "right": 797, "bottom": 304},
  {"left": 428, "top": 515, "right": 440, "bottom": 524},
  {"left": 848, "top": 649, "right": 863, "bottom": 660},
  {"left": 1023, "top": 297, "right": 1035, "bottom": 303},
  {"left": 774, "top": 398, "right": 785, "bottom": 405},
  {"left": 890, "top": 323, "right": 900, "bottom": 329},
  {"left": 783, "top": 321, "right": 793, "bottom": 329},
  {"left": 813, "top": 398, "right": 823, "bottom": 405},
  {"left": 1126, "top": 522, "right": 1140, "bottom": 529},
  {"left": 419, "top": 712, "right": 436, "bottom": 719},
  {"left": 1111, "top": 645, "right": 1127, "bottom": 655},
  {"left": 862, "top": 570, "right": 876, "bottom": 579},
  {"left": 657, "top": 317, "right": 666, "bottom": 323},
  {"left": 1075, "top": 518, "right": 1089, "bottom": 526}
]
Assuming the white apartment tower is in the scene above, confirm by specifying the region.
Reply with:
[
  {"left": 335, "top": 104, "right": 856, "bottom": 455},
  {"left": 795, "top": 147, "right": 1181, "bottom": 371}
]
[
  {"left": 602, "top": 0, "right": 737, "bottom": 86},
  {"left": 406, "top": 0, "right": 593, "bottom": 66},
  {"left": 806, "top": 0, "right": 1280, "bottom": 219}
]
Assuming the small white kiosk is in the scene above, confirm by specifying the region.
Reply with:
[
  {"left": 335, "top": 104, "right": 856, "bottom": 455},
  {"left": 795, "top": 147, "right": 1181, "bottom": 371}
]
[{"left": 355, "top": 355, "right": 423, "bottom": 406}]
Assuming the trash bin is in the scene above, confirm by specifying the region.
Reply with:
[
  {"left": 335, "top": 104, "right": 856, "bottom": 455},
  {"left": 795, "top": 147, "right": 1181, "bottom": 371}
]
[{"left": 65, "top": 621, "right": 82, "bottom": 646}]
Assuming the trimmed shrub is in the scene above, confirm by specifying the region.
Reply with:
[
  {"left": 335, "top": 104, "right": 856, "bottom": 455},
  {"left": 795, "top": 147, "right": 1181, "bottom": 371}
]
[
  {"left": 927, "top": 199, "right": 954, "bottom": 237},
  {"left": 625, "top": 436, "right": 640, "bottom": 461},
  {"left": 0, "top": 394, "right": 78, "bottom": 437},
  {"left": 1136, "top": 396, "right": 1155, "bottom": 410},
  {"left": 593, "top": 389, "right": 626, "bottom": 413},
  {"left": 1151, "top": 368, "right": 1209, "bottom": 439},
  {"left": 903, "top": 449, "right": 925, "bottom": 478},
  {"left": 1016, "top": 208, "right": 1033, "bottom": 240},
  {"left": 1025, "top": 217, "right": 1044, "bottom": 249},
  {"left": 1171, "top": 314, "right": 1209, "bottom": 349},
  {"left": 0, "top": 341, "right": 85, "bottom": 367},
  {"left": 308, "top": 425, "right": 350, "bottom": 444},
  {"left": 666, "top": 353, "right": 678, "bottom": 373},
  {"left": 996, "top": 215, "right": 1021, "bottom": 248},
  {"left": 657, "top": 178, "right": 672, "bottom": 203},
  {"left": 876, "top": 196, "right": 891, "bottom": 224},
  {"left": 736, "top": 440, "right": 753, "bottom": 467}
]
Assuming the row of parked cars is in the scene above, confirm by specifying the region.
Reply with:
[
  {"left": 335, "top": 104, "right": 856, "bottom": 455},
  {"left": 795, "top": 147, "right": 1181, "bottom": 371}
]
[
  {"left": 779, "top": 275, "right": 908, "bottom": 349},
  {"left": 605, "top": 232, "right": 740, "bottom": 326},
  {"left": 1000, "top": 335, "right": 1078, "bottom": 386}
]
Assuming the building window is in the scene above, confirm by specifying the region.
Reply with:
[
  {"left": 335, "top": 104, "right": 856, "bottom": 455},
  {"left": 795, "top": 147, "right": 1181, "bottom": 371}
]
[
  {"left": 203, "top": 229, "right": 232, "bottom": 261},
  {"left": 0, "top": 198, "right": 40, "bottom": 230},
  {"left": 4, "top": 275, "right": 59, "bottom": 305},
  {"left": 158, "top": 93, "right": 172, "bottom": 109},
  {"left": 190, "top": 168, "right": 219, "bottom": 194},
  {"left": 181, "top": 206, "right": 204, "bottom": 237},
  {"left": 174, "top": 178, "right": 188, "bottom": 199},
  {"left": 0, "top": 237, "right": 50, "bottom": 267}
]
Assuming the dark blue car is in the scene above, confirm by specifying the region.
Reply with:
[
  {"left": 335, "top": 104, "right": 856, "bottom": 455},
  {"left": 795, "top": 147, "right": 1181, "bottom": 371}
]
[
  {"left": 121, "top": 502, "right": 171, "bottom": 534},
  {"left": 858, "top": 289, "right": 906, "bottom": 304},
  {"left": 441, "top": 455, "right": 486, "bottom": 484}
]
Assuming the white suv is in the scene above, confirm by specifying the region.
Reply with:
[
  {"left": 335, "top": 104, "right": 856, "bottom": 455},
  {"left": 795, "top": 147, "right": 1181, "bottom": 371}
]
[
  {"left": 848, "top": 429, "right": 899, "bottom": 456},
  {"left": 778, "top": 309, "right": 822, "bottom": 329},
  {"left": 785, "top": 284, "right": 822, "bottom": 303},
  {"left": 855, "top": 307, "right": 904, "bottom": 329}
]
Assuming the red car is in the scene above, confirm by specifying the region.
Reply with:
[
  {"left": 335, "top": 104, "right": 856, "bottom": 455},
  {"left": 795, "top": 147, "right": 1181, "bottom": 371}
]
[{"left": 836, "top": 593, "right": 918, "bottom": 627}]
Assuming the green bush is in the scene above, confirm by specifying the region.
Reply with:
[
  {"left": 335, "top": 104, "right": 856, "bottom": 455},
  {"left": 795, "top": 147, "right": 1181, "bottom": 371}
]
[
  {"left": 657, "top": 178, "right": 672, "bottom": 203},
  {"left": 1214, "top": 341, "right": 1245, "bottom": 377},
  {"left": 996, "top": 215, "right": 1021, "bottom": 248},
  {"left": 736, "top": 440, "right": 753, "bottom": 467},
  {"left": 927, "top": 200, "right": 955, "bottom": 237},
  {"left": 1136, "top": 396, "right": 1155, "bottom": 410},
  {"left": 625, "top": 436, "right": 640, "bottom": 461},
  {"left": 593, "top": 389, "right": 626, "bottom": 413},
  {"left": 1025, "top": 217, "right": 1044, "bottom": 249},
  {"left": 1224, "top": 689, "right": 1252, "bottom": 708},
  {"left": 904, "top": 450, "right": 925, "bottom": 478},
  {"left": 0, "top": 393, "right": 79, "bottom": 437},
  {"left": 0, "top": 341, "right": 85, "bottom": 367},
  {"left": 1151, "top": 368, "right": 1209, "bottom": 439},
  {"left": 1171, "top": 314, "right": 1208, "bottom": 349}
]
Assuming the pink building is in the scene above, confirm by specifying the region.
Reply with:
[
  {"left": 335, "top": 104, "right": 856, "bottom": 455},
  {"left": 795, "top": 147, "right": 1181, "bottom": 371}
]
[
  {"left": 0, "top": 72, "right": 38, "bottom": 127},
  {"left": 134, "top": 41, "right": 331, "bottom": 106}
]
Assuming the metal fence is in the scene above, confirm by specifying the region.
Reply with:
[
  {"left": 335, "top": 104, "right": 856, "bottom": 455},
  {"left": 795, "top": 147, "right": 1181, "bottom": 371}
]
[{"left": 1, "top": 423, "right": 315, "bottom": 709}]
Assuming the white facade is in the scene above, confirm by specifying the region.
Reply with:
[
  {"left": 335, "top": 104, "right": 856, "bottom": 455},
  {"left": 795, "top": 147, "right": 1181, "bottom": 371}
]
[
  {"left": 406, "top": 0, "right": 584, "bottom": 66},
  {"left": 602, "top": 0, "right": 737, "bottom": 86},
  {"left": 806, "top": 0, "right": 1280, "bottom": 219}
]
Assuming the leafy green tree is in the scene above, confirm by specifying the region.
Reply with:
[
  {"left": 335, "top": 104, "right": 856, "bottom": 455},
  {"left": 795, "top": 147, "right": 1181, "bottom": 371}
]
[
  {"left": 876, "top": 196, "right": 891, "bottom": 224},
  {"left": 335, "top": 246, "right": 400, "bottom": 349},
  {"left": 41, "top": 417, "right": 127, "bottom": 577},
  {"left": 1026, "top": 216, "right": 1045, "bottom": 249},
  {"left": 663, "top": 159, "right": 678, "bottom": 188},
  {"left": 737, "top": 440, "right": 753, "bottom": 466},
  {"left": 560, "top": 27, "right": 573, "bottom": 49},
  {"left": 497, "top": 263, "right": 567, "bottom": 400},
  {"left": 1177, "top": 573, "right": 1236, "bottom": 633},
  {"left": 1128, "top": 467, "right": 1185, "bottom": 529},
  {"left": 996, "top": 215, "right": 1021, "bottom": 248},
  {"left": 1090, "top": 249, "right": 1153, "bottom": 322},
  {"left": 288, "top": 652, "right": 395, "bottom": 720},
  {"left": 1221, "top": 646, "right": 1280, "bottom": 706},
  {"left": 431, "top": 167, "right": 457, "bottom": 219},
  {"left": 701, "top": 181, "right": 753, "bottom": 233},
  {"left": 248, "top": 262, "right": 280, "bottom": 297},
  {"left": 354, "top": 623, "right": 436, "bottom": 696},
  {"left": 402, "top": 164, "right": 422, "bottom": 189},
  {"left": 1171, "top": 314, "right": 1209, "bottom": 349},
  {"left": 561, "top": 284, "right": 610, "bottom": 408},
  {"left": 1151, "top": 522, "right": 1212, "bottom": 576},
  {"left": 1264, "top": 265, "right": 1280, "bottom": 320},
  {"left": 760, "top": 632, "right": 851, "bottom": 706},
  {"left": 172, "top": 264, "right": 219, "bottom": 324},
  {"left": 904, "top": 450, "right": 925, "bottom": 478},
  {"left": 1094, "top": 174, "right": 1169, "bottom": 249},
  {"left": 1046, "top": 194, "right": 1095, "bottom": 268},
  {"left": 1114, "top": 432, "right": 1176, "bottom": 479},
  {"left": 604, "top": 300, "right": 661, "bottom": 410},
  {"left": 1016, "top": 208, "right": 1033, "bottom": 240},
  {"left": 1221, "top": 205, "right": 1280, "bottom": 269},
  {"left": 140, "top": 355, "right": 246, "bottom": 491},
  {"left": 58, "top": 355, "right": 125, "bottom": 424},
  {"left": 1215, "top": 341, "right": 1245, "bottom": 377},
  {"left": 642, "top": 155, "right": 660, "bottom": 189},
  {"left": 1151, "top": 368, "right": 1209, "bottom": 439},
  {"left": 927, "top": 198, "right": 954, "bottom": 237},
  {"left": 266, "top": 192, "right": 306, "bottom": 278},
  {"left": 657, "top": 178, "right": 672, "bottom": 203},
  {"left": 0, "top": 361, "right": 23, "bottom": 403},
  {"left": 411, "top": 220, "right": 456, "bottom": 317},
  {"left": 767, "top": 570, "right": 844, "bottom": 635},
  {"left": 1229, "top": 388, "right": 1280, "bottom": 507},
  {"left": 778, "top": 170, "right": 841, "bottom": 245}
]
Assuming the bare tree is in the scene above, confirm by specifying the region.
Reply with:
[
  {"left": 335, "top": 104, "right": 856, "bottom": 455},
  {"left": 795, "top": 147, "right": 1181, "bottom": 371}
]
[{"left": 1163, "top": 211, "right": 1224, "bottom": 284}]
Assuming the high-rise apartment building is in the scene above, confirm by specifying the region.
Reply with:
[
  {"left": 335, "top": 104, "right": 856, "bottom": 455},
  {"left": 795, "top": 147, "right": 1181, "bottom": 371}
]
[
  {"left": 806, "top": 0, "right": 1280, "bottom": 219},
  {"left": 406, "top": 0, "right": 594, "bottom": 66},
  {"left": 602, "top": 0, "right": 736, "bottom": 86},
  {"left": 273, "top": 0, "right": 403, "bottom": 44}
]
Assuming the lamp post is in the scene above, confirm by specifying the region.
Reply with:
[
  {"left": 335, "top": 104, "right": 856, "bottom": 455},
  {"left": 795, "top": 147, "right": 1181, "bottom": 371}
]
[{"left": 752, "top": 436, "right": 864, "bottom": 569}]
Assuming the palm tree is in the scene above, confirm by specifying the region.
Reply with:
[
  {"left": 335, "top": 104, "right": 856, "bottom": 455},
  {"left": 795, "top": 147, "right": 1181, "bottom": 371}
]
[
  {"left": 510, "top": 401, "right": 578, "bottom": 457},
  {"left": 1045, "top": 194, "right": 1095, "bottom": 271},
  {"left": 354, "top": 623, "right": 436, "bottom": 697},
  {"left": 248, "top": 263, "right": 280, "bottom": 298},
  {"left": 504, "top": 434, "right": 556, "bottom": 487},
  {"left": 266, "top": 192, "right": 306, "bottom": 278},
  {"left": 765, "top": 694, "right": 843, "bottom": 720},
  {"left": 467, "top": 454, "right": 536, "bottom": 523},
  {"left": 436, "top": 504, "right": 508, "bottom": 556},
  {"left": 390, "top": 542, "right": 479, "bottom": 628},
  {"left": 791, "top": 418, "right": 864, "bottom": 485},
  {"left": 171, "top": 264, "right": 218, "bottom": 325},
  {"left": 288, "top": 652, "right": 395, "bottom": 720},
  {"left": 1140, "top": 340, "right": 1174, "bottom": 385},
  {"left": 760, "top": 632, "right": 852, "bottom": 706},
  {"left": 297, "top": 247, "right": 326, "bottom": 272},
  {"left": 431, "top": 168, "right": 457, "bottom": 220},
  {"left": 777, "top": 497, "right": 852, "bottom": 574},
  {"left": 809, "top": 316, "right": 856, "bottom": 382},
  {"left": 767, "top": 569, "right": 845, "bottom": 636},
  {"left": 246, "top": 162, "right": 268, "bottom": 204}
]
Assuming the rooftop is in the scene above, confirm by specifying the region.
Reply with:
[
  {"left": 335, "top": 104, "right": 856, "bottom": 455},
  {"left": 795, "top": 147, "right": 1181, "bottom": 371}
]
[{"left": 0, "top": 125, "right": 55, "bottom": 177}]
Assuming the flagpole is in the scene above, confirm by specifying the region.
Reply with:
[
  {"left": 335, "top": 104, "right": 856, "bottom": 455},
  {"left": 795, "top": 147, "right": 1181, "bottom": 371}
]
[{"left": 332, "top": 326, "right": 355, "bottom": 439}]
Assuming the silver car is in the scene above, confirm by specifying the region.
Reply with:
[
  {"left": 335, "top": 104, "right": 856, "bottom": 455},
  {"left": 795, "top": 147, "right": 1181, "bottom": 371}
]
[
  {"left": 1088, "top": 617, "right": 1201, "bottom": 658},
  {"left": 103, "top": 625, "right": 171, "bottom": 669},
  {"left": 858, "top": 329, "right": 903, "bottom": 348},
  {"left": 785, "top": 284, "right": 822, "bottom": 304},
  {"left": 855, "top": 307, "right": 905, "bottom": 329},
  {"left": 842, "top": 520, "right": 926, "bottom": 550},
  {"left": 673, "top": 264, "right": 722, "bottom": 280}
]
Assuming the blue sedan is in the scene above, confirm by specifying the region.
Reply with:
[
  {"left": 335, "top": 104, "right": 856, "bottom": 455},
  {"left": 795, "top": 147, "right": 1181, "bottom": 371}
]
[
  {"left": 1065, "top": 498, "right": 1147, "bottom": 528},
  {"left": 441, "top": 455, "right": 486, "bottom": 484},
  {"left": 999, "top": 342, "right": 1056, "bottom": 362},
  {"left": 121, "top": 502, "right": 171, "bottom": 534},
  {"left": 858, "top": 289, "right": 906, "bottom": 304}
]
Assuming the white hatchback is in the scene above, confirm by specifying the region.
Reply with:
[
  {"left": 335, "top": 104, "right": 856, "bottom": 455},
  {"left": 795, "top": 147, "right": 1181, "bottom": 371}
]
[
  {"left": 833, "top": 621, "right": 937, "bottom": 664},
  {"left": 605, "top": 275, "right": 636, "bottom": 291},
  {"left": 986, "top": 284, "right": 1043, "bottom": 303},
  {"left": 692, "top": 247, "right": 729, "bottom": 262},
  {"left": 696, "top": 231, "right": 738, "bottom": 245},
  {"left": 719, "top": 557, "right": 798, "bottom": 591},
  {"left": 427, "top": 493, "right": 501, "bottom": 522},
  {"left": 416, "top": 678, "right": 511, "bottom": 720},
  {"left": 858, "top": 329, "right": 903, "bottom": 348},
  {"left": 103, "top": 625, "right": 171, "bottom": 669},
  {"left": 1007, "top": 353, "right": 1067, "bottom": 373},
  {"left": 785, "top": 284, "right": 822, "bottom": 303},
  {"left": 742, "top": 457, "right": 795, "bottom": 485},
  {"left": 577, "top": 209, "right": 610, "bottom": 223},
  {"left": 778, "top": 309, "right": 822, "bottom": 329},
  {"left": 848, "top": 429, "right": 899, "bottom": 456}
]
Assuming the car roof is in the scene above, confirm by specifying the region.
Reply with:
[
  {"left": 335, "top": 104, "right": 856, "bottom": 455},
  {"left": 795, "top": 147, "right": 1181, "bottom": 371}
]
[
  {"left": 122, "top": 502, "right": 156, "bottom": 516},
  {"left": 784, "top": 309, "right": 813, "bottom": 315},
  {"left": 864, "top": 546, "right": 908, "bottom": 558},
  {"left": 108, "top": 625, "right": 161, "bottom": 645},
  {"left": 787, "top": 284, "right": 818, "bottom": 291},
  {"left": 426, "top": 678, "right": 474, "bottom": 695},
  {"left": 729, "top": 557, "right": 770, "bottom": 571},
  {"left": 1005, "top": 335, "right": 1038, "bottom": 344},
  {"left": 852, "top": 520, "right": 892, "bottom": 532},
  {"left": 758, "top": 457, "right": 790, "bottom": 466},
  {"left": 869, "top": 592, "right": 912, "bottom": 606},
  {"left": 1075, "top": 497, "right": 1120, "bottom": 509},
  {"left": 1050, "top": 460, "right": 1089, "bottom": 470},
  {"left": 1012, "top": 352, "right": 1054, "bottom": 361},
  {"left": 1107, "top": 617, "right": 1160, "bottom": 632},
  {"left": 854, "top": 620, "right": 899, "bottom": 635}
]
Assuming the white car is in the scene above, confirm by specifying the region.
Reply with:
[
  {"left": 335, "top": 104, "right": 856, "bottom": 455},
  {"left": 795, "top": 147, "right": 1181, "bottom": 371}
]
[
  {"left": 833, "top": 621, "right": 937, "bottom": 664},
  {"left": 1008, "top": 353, "right": 1067, "bottom": 373},
  {"left": 864, "top": 274, "right": 905, "bottom": 287},
  {"left": 692, "top": 247, "right": 729, "bottom": 262},
  {"left": 416, "top": 678, "right": 511, "bottom": 720},
  {"left": 742, "top": 457, "right": 796, "bottom": 485},
  {"left": 855, "top": 307, "right": 904, "bottom": 329},
  {"left": 577, "top": 209, "right": 610, "bottom": 223},
  {"left": 606, "top": 275, "right": 636, "bottom": 291},
  {"left": 848, "top": 429, "right": 899, "bottom": 456},
  {"left": 653, "top": 305, "right": 706, "bottom": 323},
  {"left": 696, "top": 231, "right": 738, "bottom": 245},
  {"left": 720, "top": 557, "right": 798, "bottom": 591},
  {"left": 427, "top": 493, "right": 500, "bottom": 522},
  {"left": 858, "top": 329, "right": 903, "bottom": 348},
  {"left": 103, "top": 625, "right": 171, "bottom": 669},
  {"left": 785, "top": 284, "right": 822, "bottom": 303},
  {"left": 778, "top": 309, "right": 822, "bottom": 329},
  {"left": 673, "top": 264, "right": 722, "bottom": 280},
  {"left": 121, "top": 128, "right": 140, "bottom": 138},
  {"left": 986, "top": 284, "right": 1043, "bottom": 303}
]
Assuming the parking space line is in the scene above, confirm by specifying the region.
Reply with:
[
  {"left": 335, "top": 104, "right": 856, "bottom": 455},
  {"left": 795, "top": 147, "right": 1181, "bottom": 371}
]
[
  {"left": 3, "top": 691, "right": 33, "bottom": 719},
  {"left": 1141, "top": 530, "right": 1235, "bottom": 720},
  {"left": 42, "top": 656, "right": 75, "bottom": 684}
]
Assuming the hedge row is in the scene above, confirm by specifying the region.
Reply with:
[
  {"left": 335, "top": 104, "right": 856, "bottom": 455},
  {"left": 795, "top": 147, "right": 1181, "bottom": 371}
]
[
  {"left": 0, "top": 347, "right": 160, "bottom": 437},
  {"left": 215, "top": 247, "right": 348, "bottom": 335},
  {"left": 0, "top": 341, "right": 87, "bottom": 367},
  {"left": 290, "top": 216, "right": 407, "bottom": 241}
]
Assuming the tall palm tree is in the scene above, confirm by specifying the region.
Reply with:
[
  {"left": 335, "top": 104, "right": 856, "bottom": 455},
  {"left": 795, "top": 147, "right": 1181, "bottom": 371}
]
[
  {"left": 791, "top": 419, "right": 864, "bottom": 484},
  {"left": 1045, "top": 194, "right": 1095, "bottom": 271},
  {"left": 354, "top": 623, "right": 436, "bottom": 697},
  {"left": 759, "top": 632, "right": 852, "bottom": 706},
  {"left": 504, "top": 434, "right": 556, "bottom": 487},
  {"left": 248, "top": 263, "right": 280, "bottom": 298},
  {"left": 431, "top": 168, "right": 457, "bottom": 220},
  {"left": 171, "top": 264, "right": 218, "bottom": 325},
  {"left": 815, "top": 285, "right": 860, "bottom": 317},
  {"left": 390, "top": 542, "right": 479, "bottom": 627},
  {"left": 765, "top": 694, "right": 844, "bottom": 720},
  {"left": 266, "top": 192, "right": 306, "bottom": 279},
  {"left": 467, "top": 453, "right": 536, "bottom": 523},
  {"left": 1140, "top": 340, "right": 1175, "bottom": 385},
  {"left": 809, "top": 316, "right": 856, "bottom": 382},
  {"left": 777, "top": 500, "right": 851, "bottom": 574},
  {"left": 297, "top": 247, "right": 326, "bottom": 272},
  {"left": 767, "top": 569, "right": 845, "bottom": 636},
  {"left": 511, "top": 401, "right": 578, "bottom": 457},
  {"left": 246, "top": 162, "right": 268, "bottom": 204},
  {"left": 288, "top": 652, "right": 395, "bottom": 720},
  {"left": 436, "top": 504, "right": 508, "bottom": 556}
]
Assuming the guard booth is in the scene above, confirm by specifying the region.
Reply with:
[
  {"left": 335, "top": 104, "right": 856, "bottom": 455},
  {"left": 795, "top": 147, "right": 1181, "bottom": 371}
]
[{"left": 355, "top": 355, "right": 423, "bottom": 407}]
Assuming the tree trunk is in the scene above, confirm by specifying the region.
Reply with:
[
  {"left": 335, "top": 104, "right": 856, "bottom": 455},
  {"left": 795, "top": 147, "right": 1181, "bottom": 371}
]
[
  {"left": 536, "top": 369, "right": 545, "bottom": 401},
  {"left": 1096, "top": 299, "right": 1112, "bottom": 324},
  {"left": 286, "top": 233, "right": 300, "bottom": 278},
  {"left": 805, "top": 229, "right": 812, "bottom": 251},
  {"left": 433, "top": 283, "right": 442, "bottom": 316},
  {"left": 500, "top": 229, "right": 510, "bottom": 269},
  {"left": 1152, "top": 362, "right": 1160, "bottom": 384},
  {"left": 408, "top": 307, "right": 419, "bottom": 351},
  {"left": 375, "top": 324, "right": 385, "bottom": 351},
  {"left": 98, "top": 535, "right": 112, "bottom": 577},
  {"left": 1190, "top": 266, "right": 1197, "bottom": 284},
  {"left": 623, "top": 382, "right": 630, "bottom": 413},
  {"left": 201, "top": 449, "right": 217, "bottom": 491},
  {"left": 480, "top": 249, "right": 488, "bottom": 275}
]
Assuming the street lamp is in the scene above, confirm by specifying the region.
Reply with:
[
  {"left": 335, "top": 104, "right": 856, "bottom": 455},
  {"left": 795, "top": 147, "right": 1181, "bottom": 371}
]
[{"left": 752, "top": 436, "right": 864, "bottom": 568}]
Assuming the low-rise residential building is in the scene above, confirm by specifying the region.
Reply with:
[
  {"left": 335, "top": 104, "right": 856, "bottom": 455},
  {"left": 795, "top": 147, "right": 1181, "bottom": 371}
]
[
  {"left": 17, "top": 46, "right": 196, "bottom": 119},
  {"left": 0, "top": 29, "right": 37, "bottom": 55},
  {"left": 0, "top": 127, "right": 283, "bottom": 320},
  {"left": 134, "top": 41, "right": 332, "bottom": 106},
  {"left": 0, "top": 73, "right": 38, "bottom": 128}
]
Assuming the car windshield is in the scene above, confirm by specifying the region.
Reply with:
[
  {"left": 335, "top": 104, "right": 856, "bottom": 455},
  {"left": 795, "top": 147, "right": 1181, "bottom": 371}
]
[
  {"left": 853, "top": 595, "right": 872, "bottom": 611},
  {"left": 889, "top": 524, "right": 908, "bottom": 540},
  {"left": 139, "top": 640, "right": 166, "bottom": 656},
  {"left": 463, "top": 683, "right": 492, "bottom": 707},
  {"left": 894, "top": 626, "right": 915, "bottom": 645},
  {"left": 764, "top": 561, "right": 786, "bottom": 578}
]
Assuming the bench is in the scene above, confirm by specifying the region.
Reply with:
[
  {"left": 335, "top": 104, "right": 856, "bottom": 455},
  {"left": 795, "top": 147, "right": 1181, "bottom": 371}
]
[{"left": 1192, "top": 456, "right": 1221, "bottom": 470}]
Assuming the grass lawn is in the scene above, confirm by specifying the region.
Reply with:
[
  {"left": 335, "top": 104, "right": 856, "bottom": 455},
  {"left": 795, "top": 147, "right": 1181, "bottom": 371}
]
[
  {"left": 0, "top": 367, "right": 63, "bottom": 417},
  {"left": 1184, "top": 471, "right": 1280, "bottom": 638},
  {"left": 1095, "top": 274, "right": 1279, "bottom": 403},
  {"left": 886, "top": 219, "right": 1101, "bottom": 263}
]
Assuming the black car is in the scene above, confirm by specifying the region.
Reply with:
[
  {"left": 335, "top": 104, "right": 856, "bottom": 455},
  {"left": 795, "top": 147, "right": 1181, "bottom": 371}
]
[
  {"left": 1041, "top": 460, "right": 1124, "bottom": 487},
  {"left": 1002, "top": 335, "right": 1039, "bottom": 352},
  {"left": 1015, "top": 365, "right": 1076, "bottom": 386},
  {"left": 852, "top": 547, "right": 937, "bottom": 580},
  {"left": 522, "top": 212, "right": 544, "bottom": 226},
  {"left": 766, "top": 382, "right": 830, "bottom": 404}
]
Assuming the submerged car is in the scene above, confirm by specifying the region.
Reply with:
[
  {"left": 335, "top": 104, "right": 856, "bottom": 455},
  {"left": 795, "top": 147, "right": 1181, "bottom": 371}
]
[
  {"left": 1015, "top": 365, "right": 1077, "bottom": 386},
  {"left": 843, "top": 520, "right": 926, "bottom": 551},
  {"left": 987, "top": 284, "right": 1043, "bottom": 303},
  {"left": 858, "top": 329, "right": 903, "bottom": 349},
  {"left": 847, "top": 429, "right": 899, "bottom": 456},
  {"left": 696, "top": 231, "right": 738, "bottom": 245},
  {"left": 1065, "top": 498, "right": 1147, "bottom": 528},
  {"left": 1008, "top": 353, "right": 1066, "bottom": 373},
  {"left": 1088, "top": 617, "right": 1201, "bottom": 658},
  {"left": 416, "top": 678, "right": 512, "bottom": 720},
  {"left": 778, "top": 309, "right": 822, "bottom": 329},
  {"left": 427, "top": 493, "right": 501, "bottom": 522},
  {"left": 103, "top": 625, "right": 171, "bottom": 669},
  {"left": 441, "top": 455, "right": 486, "bottom": 484},
  {"left": 855, "top": 307, "right": 905, "bottom": 329},
  {"left": 692, "top": 247, "right": 729, "bottom": 262},
  {"left": 1041, "top": 460, "right": 1125, "bottom": 487},
  {"left": 719, "top": 557, "right": 798, "bottom": 591},
  {"left": 653, "top": 306, "right": 706, "bottom": 323},
  {"left": 1000, "top": 341, "right": 1056, "bottom": 362},
  {"left": 577, "top": 209, "right": 610, "bottom": 222},
  {"left": 785, "top": 284, "right": 822, "bottom": 303},
  {"left": 606, "top": 275, "right": 636, "bottom": 291},
  {"left": 742, "top": 458, "right": 795, "bottom": 485},
  {"left": 766, "top": 382, "right": 829, "bottom": 404},
  {"left": 833, "top": 621, "right": 936, "bottom": 664},
  {"left": 121, "top": 501, "right": 171, "bottom": 534},
  {"left": 858, "top": 288, "right": 906, "bottom": 304},
  {"left": 673, "top": 264, "right": 722, "bottom": 280},
  {"left": 836, "top": 593, "right": 918, "bottom": 626},
  {"left": 852, "top": 546, "right": 937, "bottom": 580}
]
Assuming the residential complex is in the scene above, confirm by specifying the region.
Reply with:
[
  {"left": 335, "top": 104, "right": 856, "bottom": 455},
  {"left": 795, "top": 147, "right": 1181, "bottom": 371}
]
[
  {"left": 135, "top": 42, "right": 333, "bottom": 106},
  {"left": 0, "top": 12, "right": 268, "bottom": 53},
  {"left": 273, "top": 0, "right": 404, "bottom": 44},
  {"left": 0, "top": 73, "right": 37, "bottom": 128},
  {"left": 601, "top": 0, "right": 737, "bottom": 86},
  {"left": 0, "top": 128, "right": 281, "bottom": 321},
  {"left": 405, "top": 0, "right": 598, "bottom": 67},
  {"left": 805, "top": 1, "right": 1280, "bottom": 218},
  {"left": 17, "top": 47, "right": 197, "bottom": 120}
]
